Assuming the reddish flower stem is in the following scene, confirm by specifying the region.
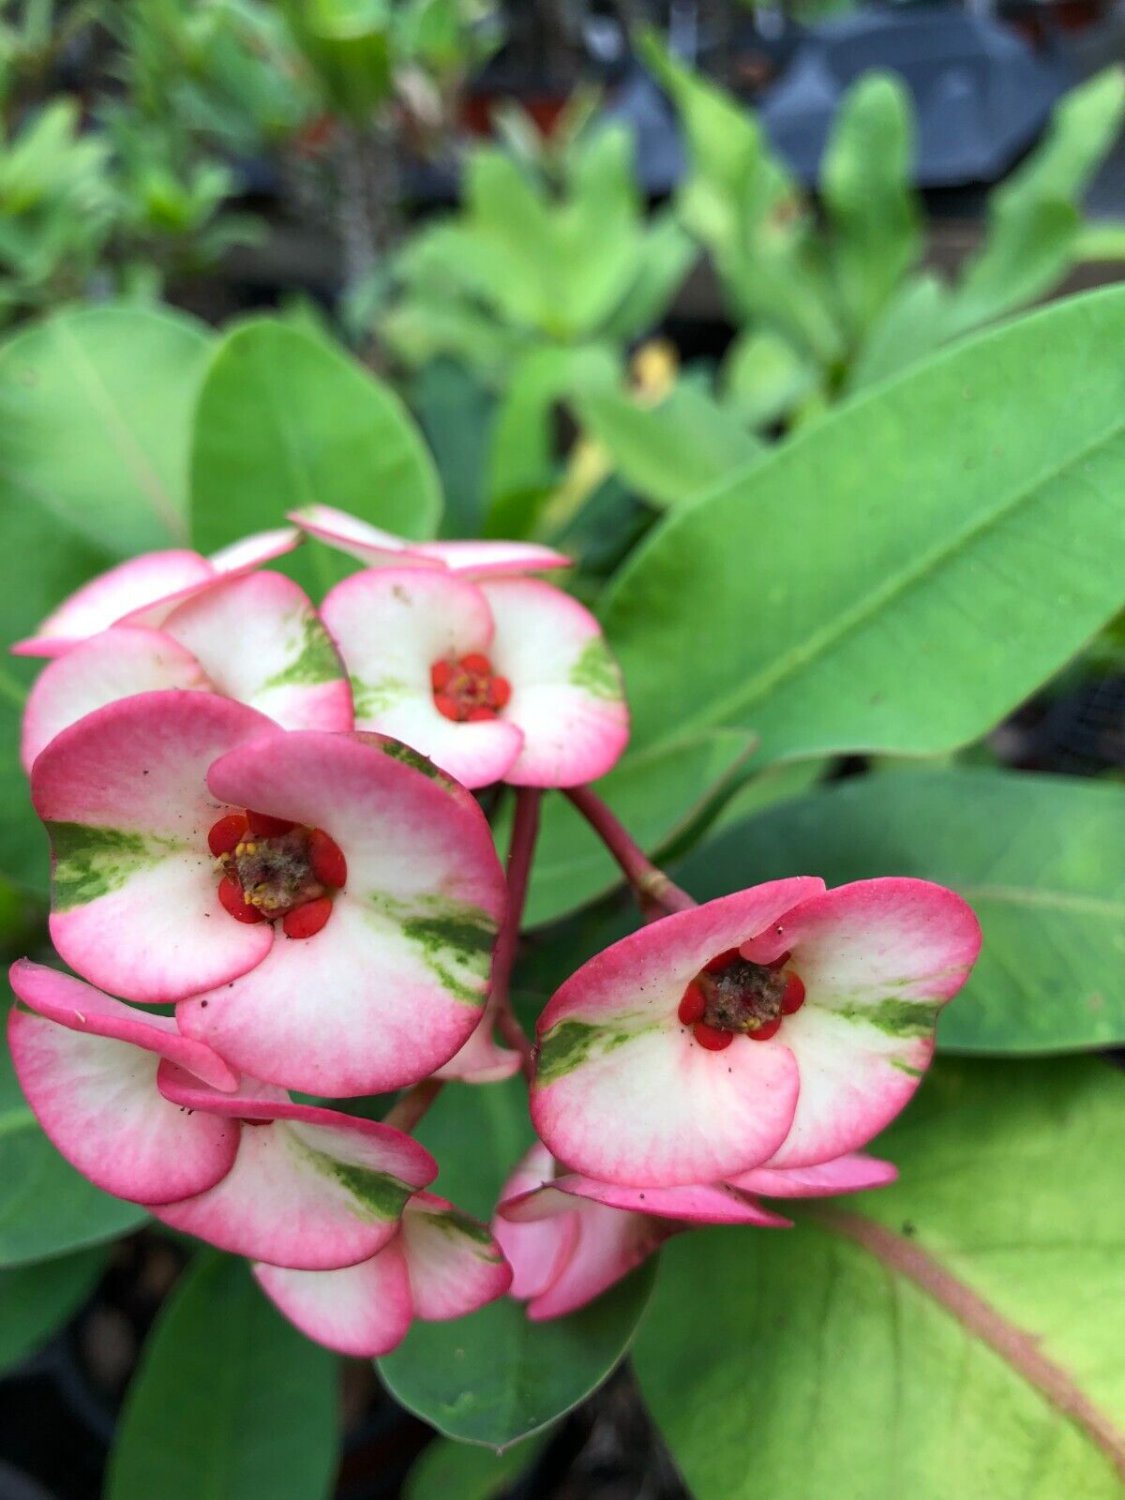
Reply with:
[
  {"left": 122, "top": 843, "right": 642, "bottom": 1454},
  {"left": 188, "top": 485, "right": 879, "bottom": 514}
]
[
  {"left": 564, "top": 785, "right": 696, "bottom": 920},
  {"left": 383, "top": 1076, "right": 443, "bottom": 1134},
  {"left": 491, "top": 786, "right": 541, "bottom": 1077}
]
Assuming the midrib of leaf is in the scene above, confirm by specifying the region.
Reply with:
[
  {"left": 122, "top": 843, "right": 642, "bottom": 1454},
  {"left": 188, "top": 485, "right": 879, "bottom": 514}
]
[
  {"left": 259, "top": 350, "right": 318, "bottom": 508},
  {"left": 816, "top": 1206, "right": 1125, "bottom": 1481},
  {"left": 199, "top": 1263, "right": 251, "bottom": 1500},
  {"left": 636, "top": 394, "right": 1125, "bottom": 748},
  {"left": 57, "top": 321, "right": 187, "bottom": 543},
  {"left": 959, "top": 885, "right": 1125, "bottom": 920},
  {"left": 0, "top": 1105, "right": 36, "bottom": 1139}
]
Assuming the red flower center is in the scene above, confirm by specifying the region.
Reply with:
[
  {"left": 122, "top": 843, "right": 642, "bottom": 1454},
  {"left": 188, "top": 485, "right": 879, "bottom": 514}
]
[
  {"left": 207, "top": 809, "right": 347, "bottom": 940},
  {"left": 430, "top": 652, "right": 511, "bottom": 723},
  {"left": 677, "top": 948, "right": 806, "bottom": 1051}
]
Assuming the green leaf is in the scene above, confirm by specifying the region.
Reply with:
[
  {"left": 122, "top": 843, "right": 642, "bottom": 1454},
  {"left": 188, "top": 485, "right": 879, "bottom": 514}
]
[
  {"left": 602, "top": 285, "right": 1125, "bottom": 757},
  {"left": 0, "top": 304, "right": 212, "bottom": 553},
  {"left": 671, "top": 768, "right": 1125, "bottom": 1053},
  {"left": 845, "top": 272, "right": 949, "bottom": 392},
  {"left": 404, "top": 1433, "right": 547, "bottom": 1500},
  {"left": 946, "top": 67, "right": 1125, "bottom": 339},
  {"left": 600, "top": 210, "right": 696, "bottom": 342},
  {"left": 822, "top": 71, "right": 922, "bottom": 338},
  {"left": 485, "top": 343, "right": 619, "bottom": 537},
  {"left": 574, "top": 382, "right": 761, "bottom": 509},
  {"left": 108, "top": 1253, "right": 338, "bottom": 1500},
  {"left": 0, "top": 1245, "right": 107, "bottom": 1374},
  {"left": 0, "top": 994, "right": 146, "bottom": 1266},
  {"left": 721, "top": 328, "right": 820, "bottom": 430},
  {"left": 190, "top": 318, "right": 441, "bottom": 553},
  {"left": 635, "top": 1056, "right": 1125, "bottom": 1499},
  {"left": 380, "top": 1268, "right": 655, "bottom": 1452},
  {"left": 510, "top": 729, "right": 756, "bottom": 929},
  {"left": 380, "top": 1078, "right": 655, "bottom": 1449}
]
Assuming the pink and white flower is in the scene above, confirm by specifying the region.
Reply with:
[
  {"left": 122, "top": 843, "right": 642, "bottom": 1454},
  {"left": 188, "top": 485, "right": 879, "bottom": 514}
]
[
  {"left": 321, "top": 566, "right": 629, "bottom": 789},
  {"left": 21, "top": 571, "right": 351, "bottom": 770},
  {"left": 32, "top": 692, "right": 507, "bottom": 1095},
  {"left": 7, "top": 959, "right": 240, "bottom": 1206},
  {"left": 253, "top": 1192, "right": 512, "bottom": 1356},
  {"left": 150, "top": 1069, "right": 438, "bottom": 1270},
  {"left": 494, "top": 1143, "right": 898, "bottom": 1320},
  {"left": 290, "top": 504, "right": 570, "bottom": 579},
  {"left": 530, "top": 878, "right": 981, "bottom": 1187},
  {"left": 12, "top": 530, "right": 298, "bottom": 658}
]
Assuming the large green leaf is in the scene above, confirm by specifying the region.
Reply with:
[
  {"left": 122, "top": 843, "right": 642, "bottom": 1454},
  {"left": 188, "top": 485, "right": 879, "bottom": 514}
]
[
  {"left": 574, "top": 381, "right": 762, "bottom": 509},
  {"left": 508, "top": 729, "right": 756, "bottom": 929},
  {"left": 0, "top": 1244, "right": 107, "bottom": 1374},
  {"left": 822, "top": 71, "right": 921, "bottom": 338},
  {"left": 0, "top": 305, "right": 212, "bottom": 555},
  {"left": 635, "top": 1057, "right": 1125, "bottom": 1499},
  {"left": 671, "top": 768, "right": 1125, "bottom": 1053},
  {"left": 190, "top": 317, "right": 441, "bottom": 553},
  {"left": 379, "top": 1078, "right": 655, "bottom": 1449},
  {"left": 0, "top": 993, "right": 146, "bottom": 1265},
  {"left": 602, "top": 285, "right": 1125, "bottom": 757},
  {"left": 108, "top": 1252, "right": 338, "bottom": 1500}
]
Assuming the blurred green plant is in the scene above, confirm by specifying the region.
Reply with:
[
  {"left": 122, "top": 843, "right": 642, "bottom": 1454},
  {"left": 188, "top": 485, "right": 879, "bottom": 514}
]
[
  {"left": 379, "top": 111, "right": 696, "bottom": 380},
  {"left": 644, "top": 33, "right": 1125, "bottom": 431}
]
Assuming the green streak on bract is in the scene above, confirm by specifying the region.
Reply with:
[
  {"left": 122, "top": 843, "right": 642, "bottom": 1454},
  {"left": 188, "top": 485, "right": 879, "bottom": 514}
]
[
  {"left": 378, "top": 738, "right": 444, "bottom": 781},
  {"left": 351, "top": 674, "right": 409, "bottom": 719},
  {"left": 373, "top": 893, "right": 497, "bottom": 1005},
  {"left": 536, "top": 1018, "right": 637, "bottom": 1086},
  {"left": 837, "top": 998, "right": 941, "bottom": 1039},
  {"left": 569, "top": 637, "right": 623, "bottom": 701},
  {"left": 49, "top": 822, "right": 179, "bottom": 910},
  {"left": 889, "top": 1059, "right": 924, "bottom": 1078},
  {"left": 415, "top": 1207, "right": 498, "bottom": 1251},
  {"left": 297, "top": 1136, "right": 412, "bottom": 1222},
  {"left": 263, "top": 616, "right": 341, "bottom": 688}
]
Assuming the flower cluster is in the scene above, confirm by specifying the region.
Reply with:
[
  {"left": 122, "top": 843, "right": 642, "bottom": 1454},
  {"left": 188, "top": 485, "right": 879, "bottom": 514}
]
[{"left": 9, "top": 508, "right": 981, "bottom": 1354}]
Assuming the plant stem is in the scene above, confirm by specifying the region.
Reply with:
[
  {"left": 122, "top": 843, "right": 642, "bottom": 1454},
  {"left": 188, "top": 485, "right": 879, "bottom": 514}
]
[
  {"left": 492, "top": 786, "right": 542, "bottom": 1076},
  {"left": 383, "top": 1076, "right": 443, "bottom": 1134},
  {"left": 564, "top": 785, "right": 696, "bottom": 919}
]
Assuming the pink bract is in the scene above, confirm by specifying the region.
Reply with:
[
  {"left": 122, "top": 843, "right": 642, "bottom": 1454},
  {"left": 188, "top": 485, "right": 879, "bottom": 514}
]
[
  {"left": 289, "top": 504, "right": 570, "bottom": 578},
  {"left": 253, "top": 1192, "right": 511, "bottom": 1356},
  {"left": 7, "top": 960, "right": 239, "bottom": 1206},
  {"left": 32, "top": 693, "right": 507, "bottom": 1095},
  {"left": 12, "top": 530, "right": 298, "bottom": 658},
  {"left": 20, "top": 572, "right": 351, "bottom": 770},
  {"left": 494, "top": 1144, "right": 898, "bottom": 1320},
  {"left": 321, "top": 566, "right": 629, "bottom": 789},
  {"left": 531, "top": 878, "right": 980, "bottom": 1186},
  {"left": 150, "top": 1068, "right": 437, "bottom": 1271}
]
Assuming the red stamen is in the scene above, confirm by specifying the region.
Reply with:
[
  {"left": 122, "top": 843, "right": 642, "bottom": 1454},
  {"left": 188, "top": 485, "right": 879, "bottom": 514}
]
[
  {"left": 488, "top": 676, "right": 512, "bottom": 710},
  {"left": 693, "top": 1022, "right": 734, "bottom": 1051},
  {"left": 218, "top": 875, "right": 265, "bottom": 924},
  {"left": 704, "top": 947, "right": 741, "bottom": 974},
  {"left": 749, "top": 1018, "right": 782, "bottom": 1042},
  {"left": 461, "top": 652, "right": 492, "bottom": 675},
  {"left": 308, "top": 828, "right": 347, "bottom": 889},
  {"left": 466, "top": 706, "right": 496, "bottom": 722},
  {"left": 678, "top": 982, "right": 706, "bottom": 1025},
  {"left": 430, "top": 660, "right": 453, "bottom": 692},
  {"left": 208, "top": 812, "right": 248, "bottom": 858},
  {"left": 434, "top": 692, "right": 461, "bottom": 722},
  {"left": 246, "top": 810, "right": 296, "bottom": 837},
  {"left": 767, "top": 950, "right": 792, "bottom": 971},
  {"left": 283, "top": 896, "right": 333, "bottom": 939},
  {"left": 780, "top": 973, "right": 806, "bottom": 1015}
]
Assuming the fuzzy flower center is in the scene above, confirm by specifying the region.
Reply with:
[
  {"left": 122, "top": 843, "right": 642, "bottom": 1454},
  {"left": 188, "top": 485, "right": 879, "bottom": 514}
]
[
  {"left": 207, "top": 810, "right": 347, "bottom": 939},
  {"left": 677, "top": 948, "right": 807, "bottom": 1052},
  {"left": 430, "top": 652, "right": 512, "bottom": 723}
]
